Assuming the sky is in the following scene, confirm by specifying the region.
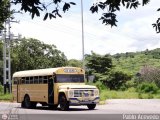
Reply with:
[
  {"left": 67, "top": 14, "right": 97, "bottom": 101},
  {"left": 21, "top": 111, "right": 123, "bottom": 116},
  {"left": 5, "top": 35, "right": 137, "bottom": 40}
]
[{"left": 10, "top": 0, "right": 160, "bottom": 60}]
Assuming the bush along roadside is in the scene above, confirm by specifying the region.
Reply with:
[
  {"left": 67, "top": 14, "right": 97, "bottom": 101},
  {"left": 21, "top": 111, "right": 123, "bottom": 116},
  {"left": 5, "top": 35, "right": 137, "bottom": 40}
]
[
  {"left": 0, "top": 84, "right": 12, "bottom": 101},
  {"left": 136, "top": 82, "right": 159, "bottom": 94},
  {"left": 89, "top": 81, "right": 160, "bottom": 101}
]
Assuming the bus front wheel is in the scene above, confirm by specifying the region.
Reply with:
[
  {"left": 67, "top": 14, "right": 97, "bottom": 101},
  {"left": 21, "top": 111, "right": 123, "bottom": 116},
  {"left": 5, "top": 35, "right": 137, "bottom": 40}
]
[
  {"left": 87, "top": 104, "right": 96, "bottom": 110},
  {"left": 59, "top": 94, "right": 69, "bottom": 111}
]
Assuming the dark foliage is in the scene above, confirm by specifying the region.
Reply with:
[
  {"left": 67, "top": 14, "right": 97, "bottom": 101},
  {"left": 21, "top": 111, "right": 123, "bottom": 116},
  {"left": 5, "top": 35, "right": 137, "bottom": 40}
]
[
  {"left": 0, "top": 0, "right": 10, "bottom": 30},
  {"left": 105, "top": 70, "right": 132, "bottom": 90},
  {"left": 152, "top": 8, "right": 160, "bottom": 33},
  {"left": 90, "top": 0, "right": 143, "bottom": 27},
  {"left": 10, "top": 0, "right": 76, "bottom": 20},
  {"left": 85, "top": 52, "right": 113, "bottom": 74}
]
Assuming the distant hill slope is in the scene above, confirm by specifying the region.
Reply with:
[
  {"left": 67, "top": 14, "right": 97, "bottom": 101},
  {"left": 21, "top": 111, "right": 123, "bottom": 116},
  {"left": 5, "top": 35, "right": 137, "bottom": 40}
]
[{"left": 112, "top": 48, "right": 160, "bottom": 75}]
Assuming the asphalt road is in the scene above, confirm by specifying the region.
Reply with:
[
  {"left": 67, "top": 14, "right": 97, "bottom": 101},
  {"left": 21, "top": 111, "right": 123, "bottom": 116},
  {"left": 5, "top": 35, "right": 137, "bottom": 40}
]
[{"left": 0, "top": 99, "right": 160, "bottom": 120}]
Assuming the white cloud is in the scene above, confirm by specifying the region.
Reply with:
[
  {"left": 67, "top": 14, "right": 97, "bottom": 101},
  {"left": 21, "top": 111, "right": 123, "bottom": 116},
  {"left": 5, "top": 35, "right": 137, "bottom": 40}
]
[{"left": 11, "top": 0, "right": 160, "bottom": 60}]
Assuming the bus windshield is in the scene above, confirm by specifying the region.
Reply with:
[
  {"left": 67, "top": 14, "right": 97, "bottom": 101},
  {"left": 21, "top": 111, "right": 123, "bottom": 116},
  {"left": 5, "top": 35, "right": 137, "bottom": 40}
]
[{"left": 56, "top": 74, "right": 84, "bottom": 83}]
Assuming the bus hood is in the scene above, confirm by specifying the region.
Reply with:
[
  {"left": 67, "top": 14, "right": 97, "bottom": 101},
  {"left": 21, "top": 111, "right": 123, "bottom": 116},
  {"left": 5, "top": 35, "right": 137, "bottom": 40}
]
[{"left": 59, "top": 84, "right": 97, "bottom": 89}]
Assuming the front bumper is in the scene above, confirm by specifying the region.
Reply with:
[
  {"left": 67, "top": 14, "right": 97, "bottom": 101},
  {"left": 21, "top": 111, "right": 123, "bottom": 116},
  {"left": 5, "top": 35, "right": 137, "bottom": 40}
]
[{"left": 69, "top": 97, "right": 99, "bottom": 105}]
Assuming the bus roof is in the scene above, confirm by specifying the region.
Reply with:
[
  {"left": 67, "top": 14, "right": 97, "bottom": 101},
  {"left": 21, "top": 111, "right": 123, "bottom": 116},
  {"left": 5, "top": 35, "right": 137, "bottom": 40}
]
[{"left": 12, "top": 67, "right": 84, "bottom": 78}]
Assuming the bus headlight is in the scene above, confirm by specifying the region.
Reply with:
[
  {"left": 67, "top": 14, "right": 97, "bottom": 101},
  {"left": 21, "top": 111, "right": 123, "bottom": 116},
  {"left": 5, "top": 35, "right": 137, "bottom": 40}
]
[
  {"left": 69, "top": 90, "right": 74, "bottom": 98},
  {"left": 94, "top": 89, "right": 99, "bottom": 96}
]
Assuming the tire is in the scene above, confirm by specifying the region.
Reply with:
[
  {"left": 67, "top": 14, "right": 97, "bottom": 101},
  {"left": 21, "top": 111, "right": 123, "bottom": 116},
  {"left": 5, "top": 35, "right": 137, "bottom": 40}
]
[
  {"left": 87, "top": 104, "right": 96, "bottom": 110},
  {"left": 24, "top": 95, "right": 31, "bottom": 109},
  {"left": 21, "top": 101, "right": 25, "bottom": 108},
  {"left": 49, "top": 104, "right": 58, "bottom": 110},
  {"left": 59, "top": 94, "right": 69, "bottom": 111},
  {"left": 31, "top": 102, "right": 37, "bottom": 109},
  {"left": 41, "top": 102, "right": 47, "bottom": 106}
]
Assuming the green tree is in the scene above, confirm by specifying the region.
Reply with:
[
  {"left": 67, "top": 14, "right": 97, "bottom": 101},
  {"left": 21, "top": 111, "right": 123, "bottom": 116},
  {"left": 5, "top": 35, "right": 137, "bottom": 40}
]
[
  {"left": 68, "top": 59, "right": 82, "bottom": 67},
  {"left": 0, "top": 41, "right": 3, "bottom": 85},
  {"left": 85, "top": 51, "right": 112, "bottom": 74},
  {"left": 11, "top": 38, "right": 67, "bottom": 74},
  {"left": 0, "top": 0, "right": 76, "bottom": 29},
  {"left": 90, "top": 0, "right": 150, "bottom": 27},
  {"left": 85, "top": 51, "right": 132, "bottom": 90},
  {"left": 0, "top": 0, "right": 10, "bottom": 30}
]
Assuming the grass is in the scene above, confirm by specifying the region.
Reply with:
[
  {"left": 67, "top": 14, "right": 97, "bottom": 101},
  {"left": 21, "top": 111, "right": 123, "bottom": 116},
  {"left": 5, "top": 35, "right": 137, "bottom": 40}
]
[
  {"left": 99, "top": 89, "right": 160, "bottom": 101},
  {"left": 0, "top": 93, "right": 13, "bottom": 101},
  {"left": 100, "top": 90, "right": 138, "bottom": 101}
]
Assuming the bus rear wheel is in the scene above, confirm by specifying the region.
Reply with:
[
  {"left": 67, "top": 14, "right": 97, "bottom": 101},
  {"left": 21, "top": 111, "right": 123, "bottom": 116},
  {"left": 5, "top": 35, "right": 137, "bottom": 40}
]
[
  {"left": 21, "top": 101, "right": 25, "bottom": 108},
  {"left": 31, "top": 102, "right": 37, "bottom": 108},
  {"left": 87, "top": 104, "right": 96, "bottom": 110},
  {"left": 24, "top": 95, "right": 31, "bottom": 108},
  {"left": 59, "top": 94, "right": 69, "bottom": 111}
]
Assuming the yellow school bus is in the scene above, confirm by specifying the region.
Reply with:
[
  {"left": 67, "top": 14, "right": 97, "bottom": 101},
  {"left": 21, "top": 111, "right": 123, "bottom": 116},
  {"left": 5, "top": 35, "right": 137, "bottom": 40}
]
[{"left": 12, "top": 67, "right": 99, "bottom": 110}]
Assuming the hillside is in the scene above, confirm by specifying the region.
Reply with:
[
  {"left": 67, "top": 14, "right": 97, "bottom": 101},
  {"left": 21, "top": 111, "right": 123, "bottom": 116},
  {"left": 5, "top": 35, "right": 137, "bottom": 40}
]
[{"left": 112, "top": 48, "right": 160, "bottom": 75}]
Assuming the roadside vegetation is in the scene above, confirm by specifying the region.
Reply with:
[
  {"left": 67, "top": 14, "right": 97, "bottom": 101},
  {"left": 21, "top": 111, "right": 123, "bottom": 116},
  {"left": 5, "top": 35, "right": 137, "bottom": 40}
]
[
  {"left": 86, "top": 50, "right": 160, "bottom": 101},
  {"left": 0, "top": 38, "right": 160, "bottom": 101},
  {"left": 89, "top": 82, "right": 160, "bottom": 101},
  {"left": 0, "top": 84, "right": 12, "bottom": 101}
]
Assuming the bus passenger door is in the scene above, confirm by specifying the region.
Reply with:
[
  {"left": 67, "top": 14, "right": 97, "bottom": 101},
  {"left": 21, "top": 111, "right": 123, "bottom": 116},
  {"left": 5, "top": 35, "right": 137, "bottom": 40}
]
[{"left": 48, "top": 76, "right": 54, "bottom": 104}]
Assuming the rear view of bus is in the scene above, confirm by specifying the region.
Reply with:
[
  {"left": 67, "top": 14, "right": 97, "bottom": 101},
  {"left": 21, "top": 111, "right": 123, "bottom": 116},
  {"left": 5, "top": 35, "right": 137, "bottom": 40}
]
[{"left": 12, "top": 67, "right": 99, "bottom": 111}]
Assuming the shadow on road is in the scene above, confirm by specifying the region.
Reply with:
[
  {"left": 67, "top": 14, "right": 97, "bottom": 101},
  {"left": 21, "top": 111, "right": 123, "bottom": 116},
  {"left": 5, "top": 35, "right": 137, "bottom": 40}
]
[{"left": 14, "top": 106, "right": 97, "bottom": 111}]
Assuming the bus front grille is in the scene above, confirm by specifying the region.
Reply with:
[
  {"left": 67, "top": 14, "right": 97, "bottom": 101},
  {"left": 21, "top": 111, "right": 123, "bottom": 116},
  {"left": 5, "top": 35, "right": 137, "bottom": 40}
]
[{"left": 74, "top": 90, "right": 94, "bottom": 97}]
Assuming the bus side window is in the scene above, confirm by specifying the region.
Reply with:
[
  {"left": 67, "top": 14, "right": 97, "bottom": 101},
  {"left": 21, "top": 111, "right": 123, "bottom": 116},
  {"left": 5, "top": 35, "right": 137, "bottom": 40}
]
[
  {"left": 22, "top": 77, "right": 25, "bottom": 84},
  {"left": 43, "top": 76, "right": 48, "bottom": 84},
  {"left": 39, "top": 76, "right": 43, "bottom": 84},
  {"left": 30, "top": 77, "right": 33, "bottom": 84},
  {"left": 34, "top": 76, "right": 39, "bottom": 84},
  {"left": 25, "top": 77, "right": 29, "bottom": 84}
]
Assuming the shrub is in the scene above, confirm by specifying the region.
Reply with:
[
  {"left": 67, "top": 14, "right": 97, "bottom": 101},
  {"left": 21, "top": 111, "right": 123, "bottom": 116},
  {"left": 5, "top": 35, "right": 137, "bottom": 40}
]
[
  {"left": 127, "top": 87, "right": 136, "bottom": 92},
  {"left": 94, "top": 81, "right": 107, "bottom": 91},
  {"left": 125, "top": 79, "right": 137, "bottom": 88},
  {"left": 148, "top": 93, "right": 154, "bottom": 99},
  {"left": 0, "top": 84, "right": 3, "bottom": 94},
  {"left": 157, "top": 89, "right": 160, "bottom": 94},
  {"left": 105, "top": 70, "right": 132, "bottom": 90},
  {"left": 138, "top": 93, "right": 143, "bottom": 99},
  {"left": 138, "top": 93, "right": 154, "bottom": 99},
  {"left": 120, "top": 80, "right": 136, "bottom": 91},
  {"left": 137, "top": 82, "right": 159, "bottom": 94}
]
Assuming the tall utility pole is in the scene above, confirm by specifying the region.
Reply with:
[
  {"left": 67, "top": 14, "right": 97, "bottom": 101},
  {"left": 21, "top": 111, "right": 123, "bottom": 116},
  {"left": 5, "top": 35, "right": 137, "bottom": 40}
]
[
  {"left": 3, "top": 18, "right": 11, "bottom": 94},
  {"left": 2, "top": 2, "right": 19, "bottom": 94},
  {"left": 81, "top": 0, "right": 85, "bottom": 70},
  {"left": 3, "top": 20, "right": 19, "bottom": 94}
]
